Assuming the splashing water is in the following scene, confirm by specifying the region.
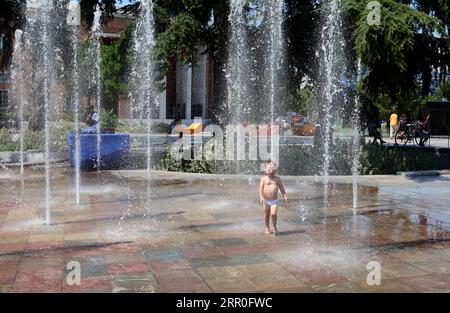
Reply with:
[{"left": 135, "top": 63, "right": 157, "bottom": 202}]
[
  {"left": 352, "top": 60, "right": 362, "bottom": 211},
  {"left": 23, "top": 0, "right": 56, "bottom": 224},
  {"left": 320, "top": 0, "right": 344, "bottom": 209},
  {"left": 10, "top": 30, "right": 25, "bottom": 178},
  {"left": 129, "top": 0, "right": 158, "bottom": 210},
  {"left": 227, "top": 0, "right": 249, "bottom": 125},
  {"left": 268, "top": 0, "right": 284, "bottom": 123},
  {"left": 91, "top": 5, "right": 103, "bottom": 170},
  {"left": 68, "top": 2, "right": 81, "bottom": 205}
]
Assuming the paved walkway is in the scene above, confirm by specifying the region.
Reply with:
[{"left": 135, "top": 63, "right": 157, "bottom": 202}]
[{"left": 0, "top": 168, "right": 449, "bottom": 292}]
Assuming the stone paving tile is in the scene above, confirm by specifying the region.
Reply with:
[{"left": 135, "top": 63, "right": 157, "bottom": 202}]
[
  {"left": 154, "top": 269, "right": 210, "bottom": 293},
  {"left": 266, "top": 286, "right": 312, "bottom": 293},
  {"left": 62, "top": 275, "right": 112, "bottom": 292},
  {"left": 0, "top": 262, "right": 19, "bottom": 285},
  {"left": 211, "top": 237, "right": 248, "bottom": 247},
  {"left": 381, "top": 263, "right": 430, "bottom": 279},
  {"left": 409, "top": 261, "right": 450, "bottom": 275},
  {"left": 112, "top": 273, "right": 160, "bottom": 293},
  {"left": 196, "top": 266, "right": 259, "bottom": 293},
  {"left": 310, "top": 281, "right": 363, "bottom": 293},
  {"left": 76, "top": 263, "right": 108, "bottom": 277},
  {"left": 189, "top": 255, "right": 231, "bottom": 268},
  {"left": 13, "top": 268, "right": 63, "bottom": 293},
  {"left": 182, "top": 242, "right": 225, "bottom": 259},
  {"left": 107, "top": 263, "right": 150, "bottom": 275},
  {"left": 237, "top": 263, "right": 308, "bottom": 291},
  {"left": 25, "top": 241, "right": 65, "bottom": 251},
  {"left": 287, "top": 261, "right": 349, "bottom": 287},
  {"left": 1, "top": 171, "right": 450, "bottom": 292},
  {"left": 64, "top": 222, "right": 96, "bottom": 234},
  {"left": 150, "top": 259, "right": 191, "bottom": 273},
  {"left": 398, "top": 275, "right": 450, "bottom": 292},
  {"left": 143, "top": 249, "right": 184, "bottom": 262},
  {"left": 355, "top": 279, "right": 416, "bottom": 293},
  {"left": 228, "top": 253, "right": 271, "bottom": 266},
  {"left": 216, "top": 243, "right": 263, "bottom": 256},
  {"left": 0, "top": 285, "right": 12, "bottom": 292},
  {"left": 19, "top": 255, "right": 64, "bottom": 270}
]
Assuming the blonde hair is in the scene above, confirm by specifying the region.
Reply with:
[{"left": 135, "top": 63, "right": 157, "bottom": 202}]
[{"left": 266, "top": 161, "right": 278, "bottom": 171}]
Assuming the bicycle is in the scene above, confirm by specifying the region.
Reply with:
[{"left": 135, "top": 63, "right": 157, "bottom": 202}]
[
  {"left": 394, "top": 122, "right": 430, "bottom": 147},
  {"left": 394, "top": 123, "right": 415, "bottom": 146},
  {"left": 414, "top": 127, "right": 430, "bottom": 146}
]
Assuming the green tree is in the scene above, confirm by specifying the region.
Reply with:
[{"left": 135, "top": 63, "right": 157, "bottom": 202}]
[
  {"left": 343, "top": 0, "right": 443, "bottom": 120},
  {"left": 284, "top": 0, "right": 321, "bottom": 95},
  {"left": 0, "top": 0, "right": 25, "bottom": 70},
  {"left": 101, "top": 25, "right": 133, "bottom": 111}
]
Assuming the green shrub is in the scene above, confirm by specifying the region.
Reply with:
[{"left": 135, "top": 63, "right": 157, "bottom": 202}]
[
  {"left": 159, "top": 140, "right": 448, "bottom": 175},
  {"left": 48, "top": 121, "right": 75, "bottom": 150},
  {"left": 158, "top": 146, "right": 184, "bottom": 172},
  {"left": 151, "top": 122, "right": 171, "bottom": 134},
  {"left": 117, "top": 121, "right": 171, "bottom": 134},
  {"left": 0, "top": 122, "right": 75, "bottom": 152},
  {"left": 101, "top": 109, "right": 119, "bottom": 129},
  {"left": 0, "top": 128, "right": 18, "bottom": 151},
  {"left": 359, "top": 144, "right": 445, "bottom": 175},
  {"left": 25, "top": 129, "right": 45, "bottom": 150}
]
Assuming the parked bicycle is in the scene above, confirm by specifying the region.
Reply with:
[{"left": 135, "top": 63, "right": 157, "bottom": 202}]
[
  {"left": 394, "top": 123, "right": 415, "bottom": 146},
  {"left": 394, "top": 119, "right": 430, "bottom": 147}
]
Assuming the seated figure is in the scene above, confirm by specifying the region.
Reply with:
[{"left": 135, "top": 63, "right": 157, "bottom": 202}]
[{"left": 80, "top": 111, "right": 99, "bottom": 134}]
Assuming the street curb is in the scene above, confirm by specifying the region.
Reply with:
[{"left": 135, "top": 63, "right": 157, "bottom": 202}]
[{"left": 397, "top": 170, "right": 450, "bottom": 177}]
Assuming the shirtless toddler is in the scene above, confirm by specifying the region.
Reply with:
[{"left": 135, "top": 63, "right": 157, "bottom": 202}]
[{"left": 259, "top": 162, "right": 288, "bottom": 235}]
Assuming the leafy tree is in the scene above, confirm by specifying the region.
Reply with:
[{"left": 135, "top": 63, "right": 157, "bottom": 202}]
[
  {"left": 284, "top": 0, "right": 321, "bottom": 96},
  {"left": 0, "top": 0, "right": 25, "bottom": 70},
  {"left": 101, "top": 25, "right": 133, "bottom": 111},
  {"left": 343, "top": 0, "right": 443, "bottom": 121},
  {"left": 80, "top": 0, "right": 121, "bottom": 29}
]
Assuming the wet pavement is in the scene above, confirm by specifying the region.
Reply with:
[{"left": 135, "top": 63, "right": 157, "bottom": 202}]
[{"left": 0, "top": 167, "right": 449, "bottom": 293}]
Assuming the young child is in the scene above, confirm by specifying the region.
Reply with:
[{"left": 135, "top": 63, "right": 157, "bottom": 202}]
[{"left": 259, "top": 162, "right": 288, "bottom": 235}]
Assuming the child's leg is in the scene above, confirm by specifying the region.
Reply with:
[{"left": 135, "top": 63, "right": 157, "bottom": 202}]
[
  {"left": 270, "top": 205, "right": 278, "bottom": 234},
  {"left": 264, "top": 205, "right": 271, "bottom": 234}
]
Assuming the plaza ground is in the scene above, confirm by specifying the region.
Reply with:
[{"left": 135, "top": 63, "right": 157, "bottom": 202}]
[{"left": 0, "top": 168, "right": 449, "bottom": 292}]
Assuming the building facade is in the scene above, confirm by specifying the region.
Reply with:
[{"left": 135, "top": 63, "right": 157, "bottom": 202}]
[
  {"left": 1, "top": 12, "right": 214, "bottom": 125},
  {"left": 85, "top": 13, "right": 214, "bottom": 122}
]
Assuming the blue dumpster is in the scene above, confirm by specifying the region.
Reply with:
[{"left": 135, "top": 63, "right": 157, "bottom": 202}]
[{"left": 67, "top": 131, "right": 130, "bottom": 170}]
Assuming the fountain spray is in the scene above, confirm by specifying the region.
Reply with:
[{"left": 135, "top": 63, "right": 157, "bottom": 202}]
[
  {"left": 11, "top": 30, "right": 25, "bottom": 178},
  {"left": 68, "top": 1, "right": 81, "bottom": 205},
  {"left": 42, "top": 10, "right": 52, "bottom": 225},
  {"left": 25, "top": 0, "right": 55, "bottom": 225},
  {"left": 352, "top": 59, "right": 362, "bottom": 211},
  {"left": 320, "top": 0, "right": 343, "bottom": 208},
  {"left": 227, "top": 0, "right": 248, "bottom": 126},
  {"left": 268, "top": 0, "right": 284, "bottom": 123},
  {"left": 129, "top": 0, "right": 157, "bottom": 209},
  {"left": 92, "top": 5, "right": 103, "bottom": 170}
]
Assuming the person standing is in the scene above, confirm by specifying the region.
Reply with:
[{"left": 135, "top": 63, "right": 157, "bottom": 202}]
[{"left": 390, "top": 108, "right": 399, "bottom": 140}]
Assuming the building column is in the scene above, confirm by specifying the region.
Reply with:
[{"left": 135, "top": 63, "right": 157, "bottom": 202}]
[
  {"left": 185, "top": 65, "right": 192, "bottom": 120},
  {"left": 205, "top": 53, "right": 214, "bottom": 119},
  {"left": 159, "top": 76, "right": 166, "bottom": 119}
]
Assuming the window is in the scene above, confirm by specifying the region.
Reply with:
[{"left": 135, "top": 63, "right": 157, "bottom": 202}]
[
  {"left": 0, "top": 71, "right": 10, "bottom": 83},
  {"left": 0, "top": 90, "right": 9, "bottom": 112},
  {"left": 0, "top": 35, "right": 4, "bottom": 52}
]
